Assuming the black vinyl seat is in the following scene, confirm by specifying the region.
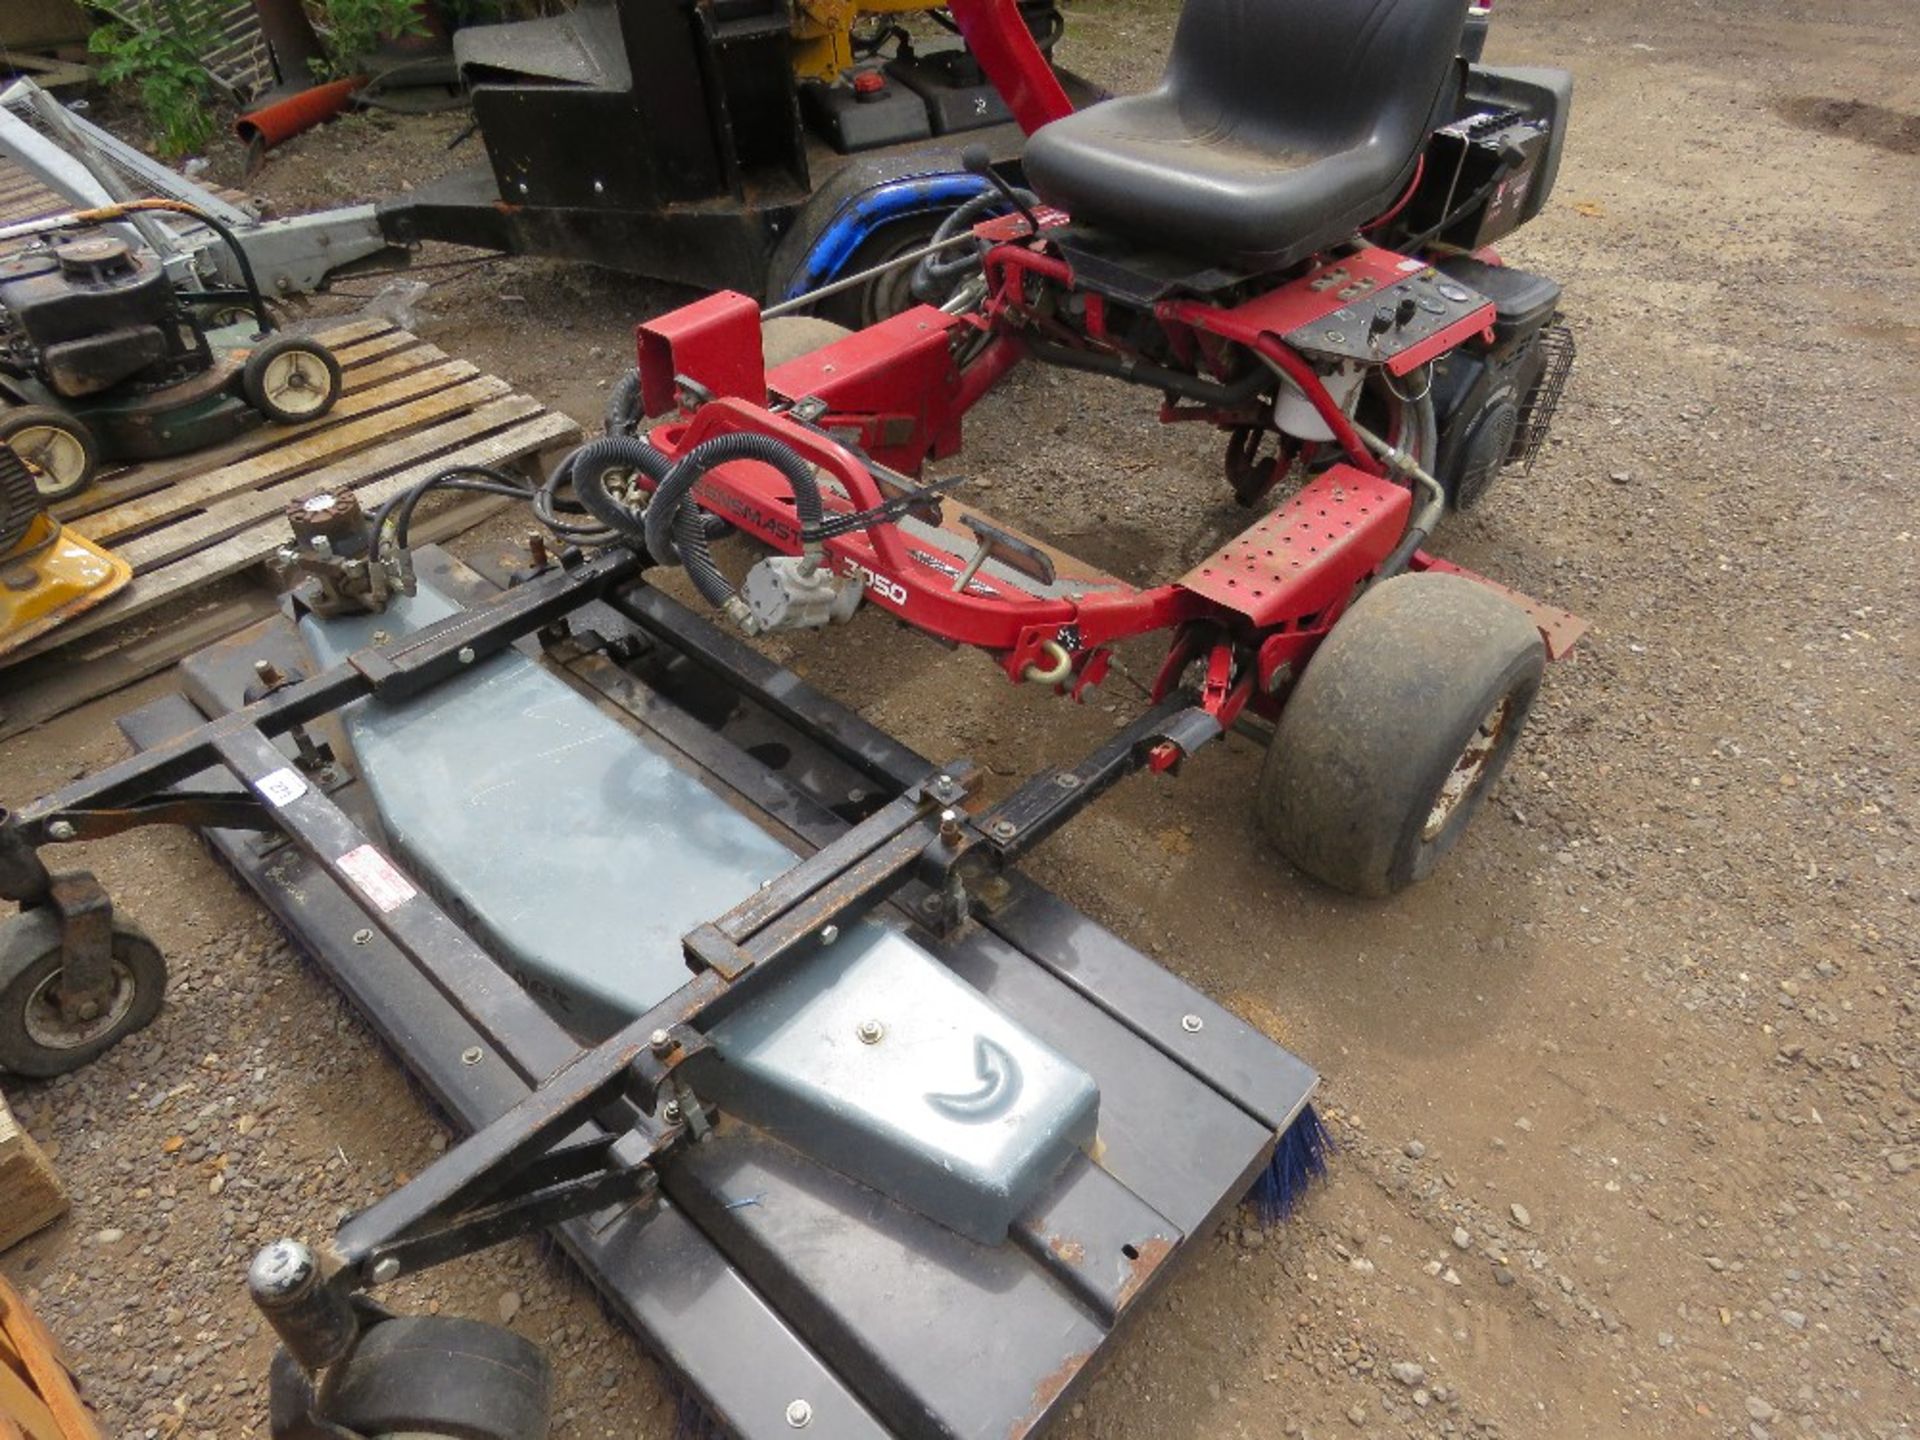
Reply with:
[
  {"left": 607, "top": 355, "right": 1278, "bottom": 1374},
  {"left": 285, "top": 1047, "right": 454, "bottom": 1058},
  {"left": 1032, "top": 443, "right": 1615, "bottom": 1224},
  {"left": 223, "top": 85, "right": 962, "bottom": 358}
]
[{"left": 1024, "top": 0, "right": 1470, "bottom": 270}]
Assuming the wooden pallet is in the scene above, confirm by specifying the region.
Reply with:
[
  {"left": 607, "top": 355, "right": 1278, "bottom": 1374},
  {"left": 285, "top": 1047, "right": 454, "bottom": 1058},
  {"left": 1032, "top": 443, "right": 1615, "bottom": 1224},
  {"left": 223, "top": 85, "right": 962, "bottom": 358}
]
[
  {"left": 0, "top": 1271, "right": 104, "bottom": 1440},
  {"left": 3, "top": 316, "right": 582, "bottom": 668}
]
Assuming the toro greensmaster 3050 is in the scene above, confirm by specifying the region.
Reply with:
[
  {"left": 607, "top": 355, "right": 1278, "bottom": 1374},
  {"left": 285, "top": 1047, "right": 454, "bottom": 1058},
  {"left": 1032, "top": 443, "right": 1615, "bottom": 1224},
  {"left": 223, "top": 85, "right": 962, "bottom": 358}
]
[
  {"left": 583, "top": 0, "right": 1582, "bottom": 897},
  {"left": 0, "top": 2, "right": 1577, "bottom": 1438}
]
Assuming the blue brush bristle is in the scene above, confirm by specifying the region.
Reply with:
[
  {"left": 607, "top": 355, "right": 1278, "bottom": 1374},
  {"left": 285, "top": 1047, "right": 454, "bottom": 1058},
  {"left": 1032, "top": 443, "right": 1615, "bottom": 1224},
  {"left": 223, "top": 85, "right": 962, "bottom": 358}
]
[{"left": 1246, "top": 1102, "right": 1330, "bottom": 1227}]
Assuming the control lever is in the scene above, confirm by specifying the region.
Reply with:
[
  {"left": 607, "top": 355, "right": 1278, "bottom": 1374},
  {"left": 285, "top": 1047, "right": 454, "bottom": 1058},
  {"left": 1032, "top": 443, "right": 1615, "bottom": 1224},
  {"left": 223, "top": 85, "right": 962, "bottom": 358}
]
[{"left": 962, "top": 144, "right": 1044, "bottom": 237}]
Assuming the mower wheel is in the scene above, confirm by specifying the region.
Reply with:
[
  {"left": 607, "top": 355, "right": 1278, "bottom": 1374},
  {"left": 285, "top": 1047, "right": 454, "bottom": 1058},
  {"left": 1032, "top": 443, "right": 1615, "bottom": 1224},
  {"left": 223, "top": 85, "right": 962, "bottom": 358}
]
[
  {"left": 761, "top": 316, "right": 853, "bottom": 369},
  {"left": 0, "top": 407, "right": 99, "bottom": 502},
  {"left": 309, "top": 1316, "right": 553, "bottom": 1440},
  {"left": 243, "top": 336, "right": 344, "bottom": 424},
  {"left": 1256, "top": 571, "right": 1544, "bottom": 897},
  {"left": 0, "top": 908, "right": 166, "bottom": 1077}
]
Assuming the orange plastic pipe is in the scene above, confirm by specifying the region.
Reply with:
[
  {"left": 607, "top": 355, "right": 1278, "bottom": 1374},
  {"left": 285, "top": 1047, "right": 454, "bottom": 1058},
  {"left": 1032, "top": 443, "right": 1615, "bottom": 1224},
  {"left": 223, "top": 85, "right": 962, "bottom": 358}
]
[{"left": 234, "top": 77, "right": 364, "bottom": 150}]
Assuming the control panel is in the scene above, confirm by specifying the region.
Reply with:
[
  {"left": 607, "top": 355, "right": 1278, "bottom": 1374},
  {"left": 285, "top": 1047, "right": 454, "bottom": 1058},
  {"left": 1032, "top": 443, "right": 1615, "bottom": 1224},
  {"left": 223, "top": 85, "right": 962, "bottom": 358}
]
[{"left": 1283, "top": 264, "right": 1494, "bottom": 372}]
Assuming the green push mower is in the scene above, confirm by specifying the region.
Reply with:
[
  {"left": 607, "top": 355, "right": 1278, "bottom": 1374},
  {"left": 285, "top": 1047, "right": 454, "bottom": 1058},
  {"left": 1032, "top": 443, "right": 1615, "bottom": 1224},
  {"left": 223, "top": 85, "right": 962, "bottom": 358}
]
[{"left": 0, "top": 199, "right": 344, "bottom": 503}]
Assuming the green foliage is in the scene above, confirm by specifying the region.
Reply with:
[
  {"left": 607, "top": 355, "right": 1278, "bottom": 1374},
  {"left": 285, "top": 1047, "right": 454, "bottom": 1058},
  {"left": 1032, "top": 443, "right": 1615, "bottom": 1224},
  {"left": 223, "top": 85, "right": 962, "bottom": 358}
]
[
  {"left": 88, "top": 6, "right": 220, "bottom": 159},
  {"left": 307, "top": 0, "right": 432, "bottom": 74}
]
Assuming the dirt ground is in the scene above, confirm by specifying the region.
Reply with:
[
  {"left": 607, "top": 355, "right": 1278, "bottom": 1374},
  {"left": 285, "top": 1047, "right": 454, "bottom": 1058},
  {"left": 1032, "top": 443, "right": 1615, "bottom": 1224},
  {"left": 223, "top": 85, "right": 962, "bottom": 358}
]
[{"left": 3, "top": 1, "right": 1916, "bottom": 1437}]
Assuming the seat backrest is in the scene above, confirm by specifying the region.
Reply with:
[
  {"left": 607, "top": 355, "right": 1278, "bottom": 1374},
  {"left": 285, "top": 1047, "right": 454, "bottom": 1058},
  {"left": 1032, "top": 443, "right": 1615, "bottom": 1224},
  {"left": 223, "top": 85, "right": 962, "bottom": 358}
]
[{"left": 1163, "top": 0, "right": 1469, "bottom": 154}]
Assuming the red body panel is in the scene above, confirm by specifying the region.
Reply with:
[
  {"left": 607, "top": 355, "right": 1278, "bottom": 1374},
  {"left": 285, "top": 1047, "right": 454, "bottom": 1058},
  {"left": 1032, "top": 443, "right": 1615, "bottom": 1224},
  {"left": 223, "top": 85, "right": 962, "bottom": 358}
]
[
  {"left": 636, "top": 292, "right": 766, "bottom": 418},
  {"left": 1180, "top": 465, "right": 1411, "bottom": 628}
]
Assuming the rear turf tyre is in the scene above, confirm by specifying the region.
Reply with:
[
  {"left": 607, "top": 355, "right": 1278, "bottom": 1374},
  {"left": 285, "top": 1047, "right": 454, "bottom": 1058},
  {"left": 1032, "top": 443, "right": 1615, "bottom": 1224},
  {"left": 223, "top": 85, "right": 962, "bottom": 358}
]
[
  {"left": 243, "top": 336, "right": 344, "bottom": 424},
  {"left": 812, "top": 213, "right": 945, "bottom": 329},
  {"left": 1257, "top": 571, "right": 1544, "bottom": 897},
  {"left": 313, "top": 1316, "right": 552, "bottom": 1440},
  {"left": 0, "top": 407, "right": 99, "bottom": 502},
  {"left": 0, "top": 908, "right": 166, "bottom": 1077},
  {"left": 761, "top": 316, "right": 853, "bottom": 369}
]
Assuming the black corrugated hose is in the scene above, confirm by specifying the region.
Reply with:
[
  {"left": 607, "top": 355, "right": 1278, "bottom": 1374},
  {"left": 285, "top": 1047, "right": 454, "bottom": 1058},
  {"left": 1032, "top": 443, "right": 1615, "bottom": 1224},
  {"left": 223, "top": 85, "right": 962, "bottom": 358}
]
[{"left": 564, "top": 432, "right": 827, "bottom": 614}]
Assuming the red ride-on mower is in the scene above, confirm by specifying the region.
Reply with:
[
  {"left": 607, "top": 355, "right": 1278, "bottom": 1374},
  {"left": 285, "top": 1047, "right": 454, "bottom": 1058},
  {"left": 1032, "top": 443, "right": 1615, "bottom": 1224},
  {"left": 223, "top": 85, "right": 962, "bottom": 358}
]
[{"left": 574, "top": 0, "right": 1584, "bottom": 897}]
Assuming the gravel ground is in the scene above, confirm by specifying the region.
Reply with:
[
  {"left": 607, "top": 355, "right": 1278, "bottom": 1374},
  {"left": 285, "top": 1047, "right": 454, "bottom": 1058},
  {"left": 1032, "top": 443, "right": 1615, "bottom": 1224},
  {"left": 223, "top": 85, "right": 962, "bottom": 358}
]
[{"left": 2, "top": 2, "right": 1916, "bottom": 1438}]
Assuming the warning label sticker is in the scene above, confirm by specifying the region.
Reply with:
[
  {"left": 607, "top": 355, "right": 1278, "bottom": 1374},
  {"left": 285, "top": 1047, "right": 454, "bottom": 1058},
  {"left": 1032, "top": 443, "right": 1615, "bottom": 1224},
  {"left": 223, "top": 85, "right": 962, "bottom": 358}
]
[{"left": 336, "top": 844, "right": 417, "bottom": 914}]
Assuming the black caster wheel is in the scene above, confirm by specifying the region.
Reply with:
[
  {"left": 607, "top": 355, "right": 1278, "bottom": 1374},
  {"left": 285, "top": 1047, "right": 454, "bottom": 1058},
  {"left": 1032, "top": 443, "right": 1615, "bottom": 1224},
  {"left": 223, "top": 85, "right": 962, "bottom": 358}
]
[
  {"left": 270, "top": 1316, "right": 553, "bottom": 1440},
  {"left": 0, "top": 406, "right": 101, "bottom": 503},
  {"left": 1256, "top": 570, "right": 1544, "bottom": 897},
  {"left": 243, "top": 336, "right": 344, "bottom": 424},
  {"left": 0, "top": 908, "right": 166, "bottom": 1077}
]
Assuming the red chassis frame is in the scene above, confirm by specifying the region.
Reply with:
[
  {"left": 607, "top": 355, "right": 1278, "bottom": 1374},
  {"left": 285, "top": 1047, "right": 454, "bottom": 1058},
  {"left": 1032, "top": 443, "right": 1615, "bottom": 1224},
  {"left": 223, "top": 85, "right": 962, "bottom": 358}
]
[
  {"left": 631, "top": 270, "right": 1579, "bottom": 739},
  {"left": 624, "top": 0, "right": 1582, "bottom": 743}
]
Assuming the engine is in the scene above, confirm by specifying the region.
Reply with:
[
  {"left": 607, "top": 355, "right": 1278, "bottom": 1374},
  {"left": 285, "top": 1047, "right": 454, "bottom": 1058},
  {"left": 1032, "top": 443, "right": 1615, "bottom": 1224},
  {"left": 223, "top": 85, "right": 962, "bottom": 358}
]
[
  {"left": 1427, "top": 257, "right": 1574, "bottom": 510},
  {"left": 0, "top": 235, "right": 199, "bottom": 400}
]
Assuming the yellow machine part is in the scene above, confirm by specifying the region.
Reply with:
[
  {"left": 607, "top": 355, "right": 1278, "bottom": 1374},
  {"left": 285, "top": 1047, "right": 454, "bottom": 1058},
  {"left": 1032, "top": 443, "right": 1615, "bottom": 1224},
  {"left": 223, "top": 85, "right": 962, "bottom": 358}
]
[
  {"left": 0, "top": 511, "right": 132, "bottom": 658},
  {"left": 790, "top": 0, "right": 939, "bottom": 82}
]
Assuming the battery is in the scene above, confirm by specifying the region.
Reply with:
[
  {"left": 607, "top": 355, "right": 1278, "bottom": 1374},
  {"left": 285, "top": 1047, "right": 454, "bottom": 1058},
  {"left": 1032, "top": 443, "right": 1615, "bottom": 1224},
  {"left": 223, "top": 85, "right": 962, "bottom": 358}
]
[{"left": 1406, "top": 108, "right": 1553, "bottom": 250}]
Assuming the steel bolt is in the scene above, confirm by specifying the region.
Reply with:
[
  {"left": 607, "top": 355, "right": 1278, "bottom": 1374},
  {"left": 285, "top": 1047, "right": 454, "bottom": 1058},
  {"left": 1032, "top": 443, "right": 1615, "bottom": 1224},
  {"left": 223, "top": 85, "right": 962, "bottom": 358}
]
[
  {"left": 369, "top": 1256, "right": 401, "bottom": 1284},
  {"left": 1180, "top": 1014, "right": 1204, "bottom": 1034},
  {"left": 661, "top": 1099, "right": 684, "bottom": 1126},
  {"left": 818, "top": 924, "right": 839, "bottom": 946},
  {"left": 785, "top": 1399, "right": 813, "bottom": 1428},
  {"left": 253, "top": 659, "right": 283, "bottom": 686},
  {"left": 46, "top": 820, "right": 75, "bottom": 842},
  {"left": 371, "top": 630, "right": 391, "bottom": 646},
  {"left": 856, "top": 1019, "right": 884, "bottom": 1045},
  {"left": 1053, "top": 771, "right": 1082, "bottom": 789},
  {"left": 460, "top": 1046, "right": 484, "bottom": 1066},
  {"left": 990, "top": 820, "right": 1017, "bottom": 840},
  {"left": 456, "top": 646, "right": 477, "bottom": 665},
  {"left": 352, "top": 928, "right": 374, "bottom": 946},
  {"left": 648, "top": 1028, "right": 675, "bottom": 1056},
  {"left": 939, "top": 808, "right": 962, "bottom": 845}
]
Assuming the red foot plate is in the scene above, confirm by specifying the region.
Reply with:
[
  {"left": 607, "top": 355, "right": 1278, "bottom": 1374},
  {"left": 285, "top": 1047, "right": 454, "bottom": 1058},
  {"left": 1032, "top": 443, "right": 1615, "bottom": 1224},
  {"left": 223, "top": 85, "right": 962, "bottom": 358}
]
[{"left": 1180, "top": 465, "right": 1411, "bottom": 628}]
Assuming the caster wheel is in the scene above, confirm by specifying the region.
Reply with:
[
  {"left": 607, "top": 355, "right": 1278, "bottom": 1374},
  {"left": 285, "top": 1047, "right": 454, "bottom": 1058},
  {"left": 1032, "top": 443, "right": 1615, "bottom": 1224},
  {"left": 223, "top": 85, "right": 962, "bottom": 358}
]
[
  {"left": 1256, "top": 571, "right": 1544, "bottom": 897},
  {"left": 0, "top": 407, "right": 100, "bottom": 503},
  {"left": 271, "top": 1316, "right": 552, "bottom": 1440},
  {"left": 243, "top": 336, "right": 344, "bottom": 424},
  {"left": 0, "top": 908, "right": 166, "bottom": 1077}
]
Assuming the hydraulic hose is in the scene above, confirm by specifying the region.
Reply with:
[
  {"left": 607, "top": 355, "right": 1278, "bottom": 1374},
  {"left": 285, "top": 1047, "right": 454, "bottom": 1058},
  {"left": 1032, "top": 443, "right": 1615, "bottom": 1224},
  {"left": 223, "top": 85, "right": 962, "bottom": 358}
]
[
  {"left": 641, "top": 432, "right": 828, "bottom": 616},
  {"left": 913, "top": 185, "right": 1040, "bottom": 302},
  {"left": 561, "top": 435, "right": 673, "bottom": 547},
  {"left": 1353, "top": 402, "right": 1445, "bottom": 580}
]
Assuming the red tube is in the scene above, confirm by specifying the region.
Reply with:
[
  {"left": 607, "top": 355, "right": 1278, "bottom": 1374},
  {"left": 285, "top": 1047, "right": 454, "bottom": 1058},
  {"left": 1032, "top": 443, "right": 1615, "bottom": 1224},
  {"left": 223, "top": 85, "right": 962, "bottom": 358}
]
[
  {"left": 235, "top": 78, "right": 364, "bottom": 150},
  {"left": 1256, "top": 339, "right": 1383, "bottom": 476},
  {"left": 1364, "top": 154, "right": 1425, "bottom": 233}
]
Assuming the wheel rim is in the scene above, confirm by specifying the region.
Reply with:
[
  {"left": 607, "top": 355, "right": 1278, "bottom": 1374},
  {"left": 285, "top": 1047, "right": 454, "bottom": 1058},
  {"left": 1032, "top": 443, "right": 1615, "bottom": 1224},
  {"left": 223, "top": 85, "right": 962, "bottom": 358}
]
[
  {"left": 1422, "top": 693, "right": 1515, "bottom": 842},
  {"left": 10, "top": 424, "right": 87, "bottom": 496},
  {"left": 262, "top": 350, "right": 331, "bottom": 417},
  {"left": 22, "top": 959, "right": 139, "bottom": 1051}
]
